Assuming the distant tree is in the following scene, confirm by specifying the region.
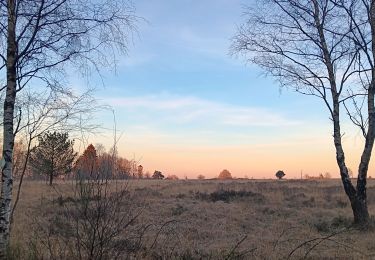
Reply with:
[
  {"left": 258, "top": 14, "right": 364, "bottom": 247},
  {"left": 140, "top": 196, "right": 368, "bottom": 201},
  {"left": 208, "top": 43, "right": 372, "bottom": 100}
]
[
  {"left": 144, "top": 171, "right": 151, "bottom": 179},
  {"left": 197, "top": 174, "right": 205, "bottom": 180},
  {"left": 117, "top": 157, "right": 132, "bottom": 179},
  {"left": 29, "top": 132, "right": 76, "bottom": 185},
  {"left": 97, "top": 152, "right": 115, "bottom": 180},
  {"left": 75, "top": 144, "right": 98, "bottom": 180},
  {"left": 275, "top": 170, "right": 285, "bottom": 180},
  {"left": 152, "top": 171, "right": 164, "bottom": 180},
  {"left": 95, "top": 143, "right": 106, "bottom": 157},
  {"left": 12, "top": 140, "right": 27, "bottom": 179},
  {"left": 218, "top": 169, "right": 232, "bottom": 180},
  {"left": 137, "top": 165, "right": 144, "bottom": 179}
]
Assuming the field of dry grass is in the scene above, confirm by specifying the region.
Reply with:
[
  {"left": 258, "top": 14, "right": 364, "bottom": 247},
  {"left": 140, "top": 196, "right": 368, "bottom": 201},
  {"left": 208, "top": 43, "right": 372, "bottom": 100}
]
[{"left": 9, "top": 179, "right": 375, "bottom": 259}]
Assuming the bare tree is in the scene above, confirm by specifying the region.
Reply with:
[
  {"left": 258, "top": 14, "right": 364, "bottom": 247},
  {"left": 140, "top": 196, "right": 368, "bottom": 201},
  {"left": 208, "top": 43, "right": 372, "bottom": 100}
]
[
  {"left": 231, "top": 0, "right": 374, "bottom": 225},
  {"left": 8, "top": 87, "right": 98, "bottom": 228},
  {"left": 35, "top": 161, "right": 144, "bottom": 259},
  {"left": 0, "top": 0, "right": 137, "bottom": 255}
]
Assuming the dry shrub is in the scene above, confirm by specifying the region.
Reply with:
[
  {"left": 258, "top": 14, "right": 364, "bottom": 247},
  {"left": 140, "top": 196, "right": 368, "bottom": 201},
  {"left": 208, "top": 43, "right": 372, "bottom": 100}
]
[
  {"left": 195, "top": 189, "right": 265, "bottom": 203},
  {"left": 9, "top": 179, "right": 375, "bottom": 259},
  {"left": 134, "top": 187, "right": 162, "bottom": 197},
  {"left": 313, "top": 216, "right": 353, "bottom": 233},
  {"left": 269, "top": 224, "right": 375, "bottom": 259},
  {"left": 171, "top": 204, "right": 188, "bottom": 216},
  {"left": 31, "top": 179, "right": 145, "bottom": 259}
]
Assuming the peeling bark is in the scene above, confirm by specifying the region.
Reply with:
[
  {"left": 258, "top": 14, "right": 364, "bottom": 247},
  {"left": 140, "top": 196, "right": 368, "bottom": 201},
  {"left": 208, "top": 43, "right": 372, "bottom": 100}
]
[
  {"left": 312, "top": 0, "right": 370, "bottom": 225},
  {"left": 0, "top": 0, "right": 17, "bottom": 257}
]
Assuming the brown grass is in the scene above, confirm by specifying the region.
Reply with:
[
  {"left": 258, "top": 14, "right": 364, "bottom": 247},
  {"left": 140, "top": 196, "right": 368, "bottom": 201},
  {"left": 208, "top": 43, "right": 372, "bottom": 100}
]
[{"left": 9, "top": 179, "right": 375, "bottom": 259}]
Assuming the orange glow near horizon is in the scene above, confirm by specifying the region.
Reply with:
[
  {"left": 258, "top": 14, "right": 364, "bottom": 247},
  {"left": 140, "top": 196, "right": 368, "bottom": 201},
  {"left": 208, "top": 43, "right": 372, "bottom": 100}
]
[{"left": 86, "top": 128, "right": 375, "bottom": 180}]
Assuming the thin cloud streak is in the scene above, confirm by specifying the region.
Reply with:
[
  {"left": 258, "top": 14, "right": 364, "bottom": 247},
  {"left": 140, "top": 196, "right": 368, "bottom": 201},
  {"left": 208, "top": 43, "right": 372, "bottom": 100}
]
[{"left": 106, "top": 94, "right": 301, "bottom": 127}]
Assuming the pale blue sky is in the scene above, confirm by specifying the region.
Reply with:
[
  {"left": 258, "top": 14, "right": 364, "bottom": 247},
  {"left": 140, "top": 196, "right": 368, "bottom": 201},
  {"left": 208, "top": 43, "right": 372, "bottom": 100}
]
[{"left": 71, "top": 0, "right": 370, "bottom": 178}]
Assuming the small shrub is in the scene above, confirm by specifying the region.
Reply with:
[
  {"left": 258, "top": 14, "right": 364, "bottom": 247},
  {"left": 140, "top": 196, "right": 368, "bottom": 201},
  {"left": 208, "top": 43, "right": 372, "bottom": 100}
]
[
  {"left": 284, "top": 192, "right": 307, "bottom": 201},
  {"left": 176, "top": 193, "right": 186, "bottom": 199},
  {"left": 197, "top": 174, "right": 205, "bottom": 180},
  {"left": 302, "top": 196, "right": 316, "bottom": 207},
  {"left": 313, "top": 216, "right": 352, "bottom": 232},
  {"left": 331, "top": 215, "right": 352, "bottom": 229},
  {"left": 195, "top": 189, "right": 265, "bottom": 203},
  {"left": 262, "top": 207, "right": 276, "bottom": 215},
  {"left": 313, "top": 219, "right": 331, "bottom": 233},
  {"left": 336, "top": 199, "right": 348, "bottom": 208},
  {"left": 171, "top": 204, "right": 187, "bottom": 216},
  {"left": 53, "top": 195, "right": 75, "bottom": 206}
]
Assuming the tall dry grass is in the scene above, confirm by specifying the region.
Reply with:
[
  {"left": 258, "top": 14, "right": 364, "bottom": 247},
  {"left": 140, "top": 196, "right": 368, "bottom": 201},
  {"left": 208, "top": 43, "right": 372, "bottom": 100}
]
[{"left": 8, "top": 179, "right": 375, "bottom": 259}]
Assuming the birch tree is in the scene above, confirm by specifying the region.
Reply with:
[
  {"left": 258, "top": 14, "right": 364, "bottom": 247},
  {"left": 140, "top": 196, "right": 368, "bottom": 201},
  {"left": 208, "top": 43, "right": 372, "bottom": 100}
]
[
  {"left": 0, "top": 0, "right": 136, "bottom": 256},
  {"left": 231, "top": 0, "right": 374, "bottom": 226}
]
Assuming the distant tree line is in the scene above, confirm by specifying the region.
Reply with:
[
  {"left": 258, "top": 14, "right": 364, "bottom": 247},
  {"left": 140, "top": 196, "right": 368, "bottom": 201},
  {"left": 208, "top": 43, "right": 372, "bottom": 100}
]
[
  {"left": 6, "top": 131, "right": 179, "bottom": 184},
  {"left": 304, "top": 173, "right": 332, "bottom": 180}
]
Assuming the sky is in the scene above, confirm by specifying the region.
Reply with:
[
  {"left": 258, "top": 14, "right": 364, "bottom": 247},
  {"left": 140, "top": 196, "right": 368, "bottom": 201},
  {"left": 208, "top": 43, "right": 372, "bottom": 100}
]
[{"left": 72, "top": 0, "right": 375, "bottom": 179}]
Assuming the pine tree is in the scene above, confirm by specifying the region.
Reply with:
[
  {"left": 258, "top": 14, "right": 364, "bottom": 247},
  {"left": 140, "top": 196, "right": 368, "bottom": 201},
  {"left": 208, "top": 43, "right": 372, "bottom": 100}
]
[{"left": 29, "top": 132, "right": 76, "bottom": 185}]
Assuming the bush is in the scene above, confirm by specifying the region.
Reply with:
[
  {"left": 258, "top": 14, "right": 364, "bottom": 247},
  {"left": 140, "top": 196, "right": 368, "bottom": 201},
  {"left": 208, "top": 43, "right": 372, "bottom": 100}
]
[
  {"left": 197, "top": 174, "right": 205, "bottom": 180},
  {"left": 33, "top": 178, "right": 145, "bottom": 259},
  {"left": 218, "top": 169, "right": 232, "bottom": 180},
  {"left": 313, "top": 216, "right": 352, "bottom": 232},
  {"left": 171, "top": 204, "right": 187, "bottom": 216},
  {"left": 152, "top": 170, "right": 164, "bottom": 179},
  {"left": 195, "top": 189, "right": 265, "bottom": 203}
]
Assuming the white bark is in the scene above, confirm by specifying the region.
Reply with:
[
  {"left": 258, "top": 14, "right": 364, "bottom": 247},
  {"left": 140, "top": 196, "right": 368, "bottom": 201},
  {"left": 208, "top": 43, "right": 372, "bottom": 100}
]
[{"left": 0, "top": 0, "right": 17, "bottom": 257}]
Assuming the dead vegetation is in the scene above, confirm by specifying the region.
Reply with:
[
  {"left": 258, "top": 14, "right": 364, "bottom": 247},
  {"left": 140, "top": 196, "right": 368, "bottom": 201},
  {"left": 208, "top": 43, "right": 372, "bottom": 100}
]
[{"left": 8, "top": 179, "right": 375, "bottom": 259}]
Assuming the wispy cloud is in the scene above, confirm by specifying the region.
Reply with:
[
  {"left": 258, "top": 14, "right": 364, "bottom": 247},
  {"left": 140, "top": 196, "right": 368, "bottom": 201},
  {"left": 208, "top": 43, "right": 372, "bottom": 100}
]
[{"left": 106, "top": 94, "right": 300, "bottom": 127}]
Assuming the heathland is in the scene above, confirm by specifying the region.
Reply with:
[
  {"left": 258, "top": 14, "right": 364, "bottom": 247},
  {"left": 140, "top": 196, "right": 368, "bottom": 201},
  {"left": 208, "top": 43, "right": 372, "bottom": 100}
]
[{"left": 10, "top": 179, "right": 375, "bottom": 259}]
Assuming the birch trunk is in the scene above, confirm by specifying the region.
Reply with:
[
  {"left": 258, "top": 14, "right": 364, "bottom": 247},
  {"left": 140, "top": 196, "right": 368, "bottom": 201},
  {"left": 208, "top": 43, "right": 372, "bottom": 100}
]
[
  {"left": 312, "top": 0, "right": 370, "bottom": 225},
  {"left": 0, "top": 0, "right": 17, "bottom": 257}
]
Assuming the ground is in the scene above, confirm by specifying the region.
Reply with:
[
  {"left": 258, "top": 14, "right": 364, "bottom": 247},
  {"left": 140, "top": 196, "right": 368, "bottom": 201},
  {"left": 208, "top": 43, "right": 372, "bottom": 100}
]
[{"left": 10, "top": 179, "right": 375, "bottom": 259}]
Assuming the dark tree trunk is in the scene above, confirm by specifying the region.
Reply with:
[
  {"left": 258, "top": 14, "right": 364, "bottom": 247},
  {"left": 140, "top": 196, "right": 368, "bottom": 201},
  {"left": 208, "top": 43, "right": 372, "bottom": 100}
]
[
  {"left": 350, "top": 196, "right": 370, "bottom": 226},
  {"left": 49, "top": 174, "right": 53, "bottom": 186}
]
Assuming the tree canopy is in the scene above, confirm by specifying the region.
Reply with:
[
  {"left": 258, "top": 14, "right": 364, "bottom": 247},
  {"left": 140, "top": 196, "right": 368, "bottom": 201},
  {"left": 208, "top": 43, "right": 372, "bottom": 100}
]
[
  {"left": 29, "top": 132, "right": 76, "bottom": 185},
  {"left": 218, "top": 169, "right": 232, "bottom": 180}
]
